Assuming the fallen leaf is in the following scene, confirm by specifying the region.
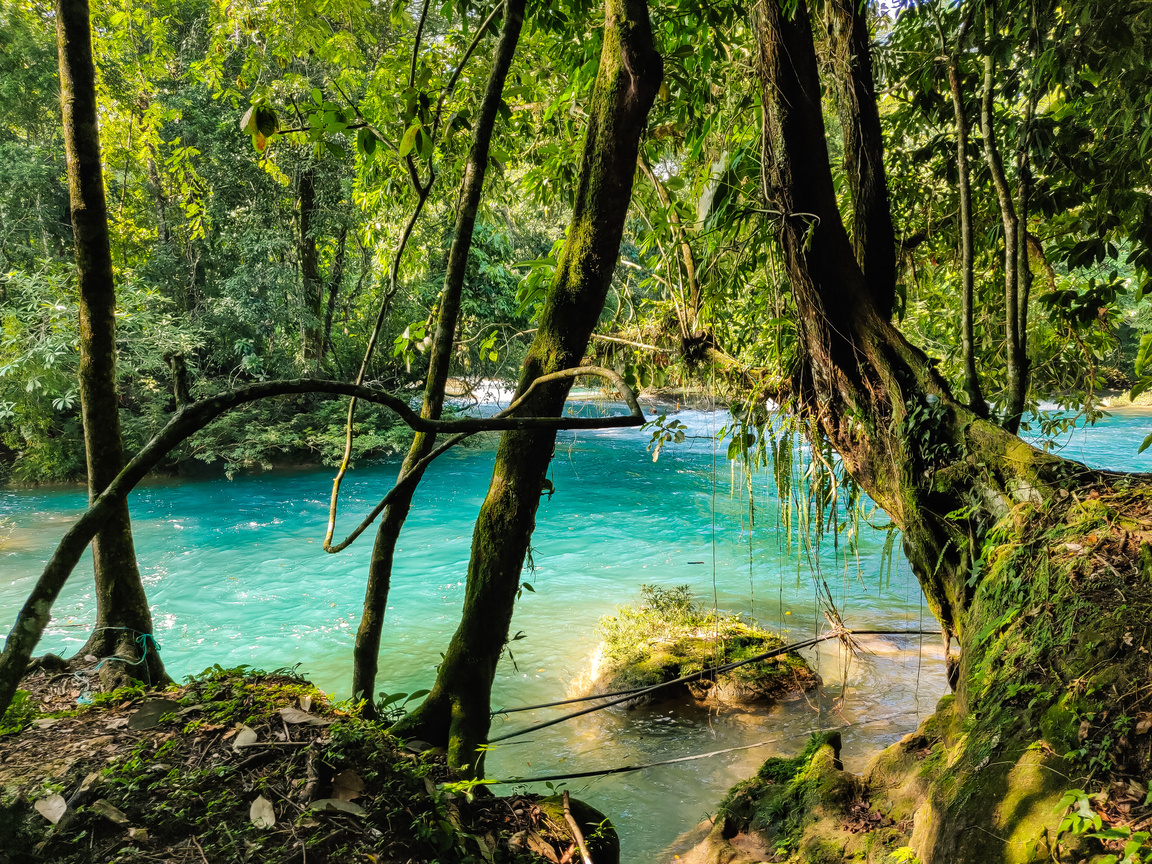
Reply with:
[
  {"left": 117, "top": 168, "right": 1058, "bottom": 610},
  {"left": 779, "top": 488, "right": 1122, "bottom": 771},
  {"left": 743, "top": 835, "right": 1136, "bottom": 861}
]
[
  {"left": 105, "top": 717, "right": 129, "bottom": 730},
  {"left": 34, "top": 794, "right": 68, "bottom": 825},
  {"left": 33, "top": 718, "right": 59, "bottom": 729},
  {"left": 1078, "top": 719, "right": 1092, "bottom": 742},
  {"left": 92, "top": 799, "right": 129, "bottom": 825},
  {"left": 332, "top": 769, "right": 365, "bottom": 802},
  {"left": 517, "top": 829, "right": 559, "bottom": 863},
  {"left": 128, "top": 827, "right": 149, "bottom": 843},
  {"left": 309, "top": 798, "right": 365, "bottom": 816},
  {"left": 128, "top": 699, "right": 181, "bottom": 730},
  {"left": 423, "top": 777, "right": 436, "bottom": 797},
  {"left": 233, "top": 724, "right": 258, "bottom": 752},
  {"left": 278, "top": 706, "right": 331, "bottom": 726},
  {"left": 250, "top": 795, "right": 276, "bottom": 829},
  {"left": 1137, "top": 714, "right": 1152, "bottom": 735},
  {"left": 299, "top": 695, "right": 312, "bottom": 712}
]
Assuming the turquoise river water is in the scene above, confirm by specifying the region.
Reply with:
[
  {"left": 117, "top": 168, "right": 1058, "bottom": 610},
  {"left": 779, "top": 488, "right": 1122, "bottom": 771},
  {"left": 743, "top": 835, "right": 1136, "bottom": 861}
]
[{"left": 2, "top": 399, "right": 1149, "bottom": 860}]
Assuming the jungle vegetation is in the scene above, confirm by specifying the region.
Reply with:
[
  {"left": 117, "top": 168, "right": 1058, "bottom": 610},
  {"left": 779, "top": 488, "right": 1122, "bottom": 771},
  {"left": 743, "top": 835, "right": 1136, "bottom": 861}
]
[{"left": 2, "top": 0, "right": 1152, "bottom": 859}]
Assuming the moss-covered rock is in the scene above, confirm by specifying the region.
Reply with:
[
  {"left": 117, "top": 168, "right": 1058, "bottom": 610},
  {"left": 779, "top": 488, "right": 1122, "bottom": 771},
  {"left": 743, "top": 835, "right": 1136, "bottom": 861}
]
[{"left": 581, "top": 585, "right": 819, "bottom": 706}]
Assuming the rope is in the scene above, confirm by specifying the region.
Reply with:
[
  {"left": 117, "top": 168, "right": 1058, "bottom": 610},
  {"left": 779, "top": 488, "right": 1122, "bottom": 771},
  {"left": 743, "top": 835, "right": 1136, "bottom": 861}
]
[
  {"left": 487, "top": 628, "right": 941, "bottom": 742},
  {"left": 486, "top": 710, "right": 922, "bottom": 785},
  {"left": 90, "top": 627, "right": 161, "bottom": 687}
]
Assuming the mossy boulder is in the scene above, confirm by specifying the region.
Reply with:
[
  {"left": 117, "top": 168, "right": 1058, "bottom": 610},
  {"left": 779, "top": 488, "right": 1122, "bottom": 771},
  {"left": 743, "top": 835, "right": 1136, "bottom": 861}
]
[{"left": 581, "top": 585, "right": 819, "bottom": 706}]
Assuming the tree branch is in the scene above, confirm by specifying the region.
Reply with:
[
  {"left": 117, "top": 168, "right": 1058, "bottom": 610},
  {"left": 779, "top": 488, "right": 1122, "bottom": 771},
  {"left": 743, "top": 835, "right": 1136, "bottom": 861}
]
[{"left": 0, "top": 369, "right": 643, "bottom": 718}]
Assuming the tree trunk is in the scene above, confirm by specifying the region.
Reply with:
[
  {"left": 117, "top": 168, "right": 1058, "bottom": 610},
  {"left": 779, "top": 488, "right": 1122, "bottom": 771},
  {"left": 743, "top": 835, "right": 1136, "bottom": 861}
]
[
  {"left": 825, "top": 0, "right": 897, "bottom": 321},
  {"left": 299, "top": 165, "right": 323, "bottom": 367},
  {"left": 753, "top": 1, "right": 1148, "bottom": 861},
  {"left": 945, "top": 32, "right": 988, "bottom": 416},
  {"left": 321, "top": 225, "right": 347, "bottom": 365},
  {"left": 390, "top": 0, "right": 662, "bottom": 777},
  {"left": 349, "top": 0, "right": 527, "bottom": 714},
  {"left": 56, "top": 0, "right": 167, "bottom": 688},
  {"left": 978, "top": 1, "right": 1027, "bottom": 432}
]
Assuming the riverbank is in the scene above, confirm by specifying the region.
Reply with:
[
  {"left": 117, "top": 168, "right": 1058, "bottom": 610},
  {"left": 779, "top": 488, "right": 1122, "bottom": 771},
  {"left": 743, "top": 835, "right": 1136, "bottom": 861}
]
[{"left": 0, "top": 667, "right": 618, "bottom": 864}]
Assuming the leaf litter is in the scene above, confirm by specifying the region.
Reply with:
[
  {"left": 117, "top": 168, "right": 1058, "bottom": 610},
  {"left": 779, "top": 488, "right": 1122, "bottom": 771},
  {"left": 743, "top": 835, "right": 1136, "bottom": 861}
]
[{"left": 0, "top": 668, "right": 596, "bottom": 863}]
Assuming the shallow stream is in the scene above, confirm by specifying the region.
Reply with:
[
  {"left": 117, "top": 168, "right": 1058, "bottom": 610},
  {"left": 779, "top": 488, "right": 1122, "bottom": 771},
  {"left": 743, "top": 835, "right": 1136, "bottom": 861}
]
[{"left": 2, "top": 400, "right": 1149, "bottom": 860}]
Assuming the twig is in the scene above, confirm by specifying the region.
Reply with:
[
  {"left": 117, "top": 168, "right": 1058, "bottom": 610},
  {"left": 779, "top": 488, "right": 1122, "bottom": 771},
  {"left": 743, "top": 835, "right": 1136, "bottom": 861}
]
[
  {"left": 562, "top": 791, "right": 593, "bottom": 864},
  {"left": 191, "top": 835, "right": 209, "bottom": 864}
]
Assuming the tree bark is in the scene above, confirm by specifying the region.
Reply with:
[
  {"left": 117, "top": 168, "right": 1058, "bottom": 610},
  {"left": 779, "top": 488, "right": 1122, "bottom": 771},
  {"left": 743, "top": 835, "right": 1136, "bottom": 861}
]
[
  {"left": 754, "top": 2, "right": 1146, "bottom": 860},
  {"left": 825, "top": 0, "right": 897, "bottom": 320},
  {"left": 943, "top": 20, "right": 988, "bottom": 416},
  {"left": 390, "top": 0, "right": 662, "bottom": 777},
  {"left": 977, "top": 0, "right": 1026, "bottom": 432},
  {"left": 57, "top": 0, "right": 167, "bottom": 688},
  {"left": 349, "top": 0, "right": 527, "bottom": 714}
]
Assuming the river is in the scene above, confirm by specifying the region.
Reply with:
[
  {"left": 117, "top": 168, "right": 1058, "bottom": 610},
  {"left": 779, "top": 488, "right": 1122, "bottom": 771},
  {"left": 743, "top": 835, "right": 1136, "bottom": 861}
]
[{"left": 1, "top": 399, "right": 1148, "bottom": 860}]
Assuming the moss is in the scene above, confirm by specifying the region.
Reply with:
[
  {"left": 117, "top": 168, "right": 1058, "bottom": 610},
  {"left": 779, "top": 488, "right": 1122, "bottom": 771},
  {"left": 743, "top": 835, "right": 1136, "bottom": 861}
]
[
  {"left": 537, "top": 795, "right": 620, "bottom": 864},
  {"left": 588, "top": 585, "right": 818, "bottom": 705}
]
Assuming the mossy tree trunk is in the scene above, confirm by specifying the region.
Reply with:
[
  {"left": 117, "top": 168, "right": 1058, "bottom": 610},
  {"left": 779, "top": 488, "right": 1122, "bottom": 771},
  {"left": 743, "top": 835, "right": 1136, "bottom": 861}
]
[
  {"left": 391, "top": 0, "right": 662, "bottom": 776},
  {"left": 57, "top": 0, "right": 167, "bottom": 688},
  {"left": 349, "top": 0, "right": 527, "bottom": 714},
  {"left": 755, "top": 1, "right": 1144, "bottom": 859}
]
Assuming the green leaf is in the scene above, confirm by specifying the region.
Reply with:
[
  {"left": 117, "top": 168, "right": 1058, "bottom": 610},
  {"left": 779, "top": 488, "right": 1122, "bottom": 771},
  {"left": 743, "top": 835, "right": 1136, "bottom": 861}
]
[
  {"left": 1138, "top": 432, "right": 1152, "bottom": 455},
  {"left": 357, "top": 128, "right": 376, "bottom": 156},
  {"left": 520, "top": 582, "right": 534, "bottom": 593},
  {"left": 239, "top": 106, "right": 257, "bottom": 134},
  {"left": 1135, "top": 334, "right": 1152, "bottom": 377},
  {"left": 311, "top": 88, "right": 323, "bottom": 105},
  {"left": 398, "top": 123, "right": 420, "bottom": 157},
  {"left": 254, "top": 106, "right": 278, "bottom": 136}
]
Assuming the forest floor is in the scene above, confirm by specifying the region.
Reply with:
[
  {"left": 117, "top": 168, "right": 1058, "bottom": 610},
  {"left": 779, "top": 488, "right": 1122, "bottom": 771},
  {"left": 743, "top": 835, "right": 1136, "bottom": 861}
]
[{"left": 0, "top": 667, "right": 613, "bottom": 864}]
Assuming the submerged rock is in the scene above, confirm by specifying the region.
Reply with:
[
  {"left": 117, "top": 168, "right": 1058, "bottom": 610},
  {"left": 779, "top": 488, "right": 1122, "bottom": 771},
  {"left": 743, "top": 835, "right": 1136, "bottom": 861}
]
[{"left": 577, "top": 584, "right": 819, "bottom": 707}]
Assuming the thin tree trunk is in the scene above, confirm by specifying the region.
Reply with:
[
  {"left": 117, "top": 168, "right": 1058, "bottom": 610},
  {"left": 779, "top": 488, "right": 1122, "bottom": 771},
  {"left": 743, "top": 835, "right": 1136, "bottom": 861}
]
[
  {"left": 638, "top": 156, "right": 701, "bottom": 332},
  {"left": 941, "top": 12, "right": 987, "bottom": 415},
  {"left": 349, "top": 0, "right": 527, "bottom": 714},
  {"left": 299, "top": 166, "right": 323, "bottom": 367},
  {"left": 56, "top": 0, "right": 167, "bottom": 687},
  {"left": 390, "top": 0, "right": 662, "bottom": 777},
  {"left": 321, "top": 225, "right": 347, "bottom": 364},
  {"left": 977, "top": 0, "right": 1025, "bottom": 432}
]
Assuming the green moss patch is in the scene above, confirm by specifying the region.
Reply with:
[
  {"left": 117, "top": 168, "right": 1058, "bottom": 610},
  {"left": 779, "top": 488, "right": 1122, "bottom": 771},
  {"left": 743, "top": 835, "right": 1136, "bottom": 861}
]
[
  {"left": 587, "top": 585, "right": 819, "bottom": 705},
  {"left": 0, "top": 667, "right": 612, "bottom": 863}
]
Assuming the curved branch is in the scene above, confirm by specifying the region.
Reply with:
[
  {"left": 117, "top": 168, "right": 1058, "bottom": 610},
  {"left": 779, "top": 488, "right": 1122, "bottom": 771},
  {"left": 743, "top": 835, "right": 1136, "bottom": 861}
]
[
  {"left": 325, "top": 365, "right": 641, "bottom": 552},
  {"left": 0, "top": 369, "right": 643, "bottom": 718}
]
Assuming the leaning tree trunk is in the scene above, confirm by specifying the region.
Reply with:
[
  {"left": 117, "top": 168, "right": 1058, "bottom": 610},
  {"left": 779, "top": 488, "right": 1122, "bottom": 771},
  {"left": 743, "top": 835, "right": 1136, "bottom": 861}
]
[
  {"left": 747, "top": 1, "right": 1151, "bottom": 862},
  {"left": 349, "top": 0, "right": 527, "bottom": 714},
  {"left": 58, "top": 0, "right": 167, "bottom": 688},
  {"left": 391, "top": 0, "right": 662, "bottom": 777}
]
